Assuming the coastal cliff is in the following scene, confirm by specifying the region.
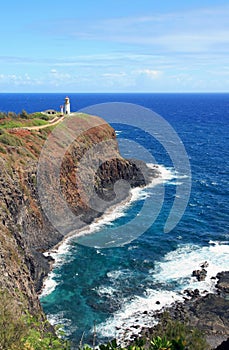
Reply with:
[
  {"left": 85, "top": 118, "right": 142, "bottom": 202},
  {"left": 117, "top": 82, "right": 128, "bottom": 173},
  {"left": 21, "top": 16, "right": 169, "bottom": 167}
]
[{"left": 0, "top": 114, "right": 158, "bottom": 318}]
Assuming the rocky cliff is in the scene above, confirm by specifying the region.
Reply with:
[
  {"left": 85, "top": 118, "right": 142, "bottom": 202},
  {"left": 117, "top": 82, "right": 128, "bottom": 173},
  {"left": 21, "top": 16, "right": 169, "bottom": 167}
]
[{"left": 0, "top": 113, "right": 158, "bottom": 317}]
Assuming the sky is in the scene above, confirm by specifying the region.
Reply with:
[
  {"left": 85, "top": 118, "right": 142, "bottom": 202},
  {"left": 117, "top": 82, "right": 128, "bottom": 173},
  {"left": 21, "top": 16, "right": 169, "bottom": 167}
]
[{"left": 0, "top": 0, "right": 228, "bottom": 93}]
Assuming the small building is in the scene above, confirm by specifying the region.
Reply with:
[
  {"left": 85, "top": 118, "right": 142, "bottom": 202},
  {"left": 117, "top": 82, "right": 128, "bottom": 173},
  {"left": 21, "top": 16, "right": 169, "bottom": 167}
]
[{"left": 44, "top": 109, "right": 57, "bottom": 115}]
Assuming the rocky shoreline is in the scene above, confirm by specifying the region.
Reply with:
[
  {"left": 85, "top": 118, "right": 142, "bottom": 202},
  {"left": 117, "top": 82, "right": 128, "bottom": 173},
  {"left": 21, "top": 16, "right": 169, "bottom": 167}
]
[{"left": 117, "top": 269, "right": 229, "bottom": 350}]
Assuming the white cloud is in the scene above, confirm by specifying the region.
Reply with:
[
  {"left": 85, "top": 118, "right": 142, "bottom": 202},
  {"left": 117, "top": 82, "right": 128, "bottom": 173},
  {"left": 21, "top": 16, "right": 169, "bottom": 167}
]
[
  {"left": 0, "top": 73, "right": 31, "bottom": 83},
  {"left": 102, "top": 72, "right": 126, "bottom": 78},
  {"left": 136, "top": 69, "right": 162, "bottom": 79}
]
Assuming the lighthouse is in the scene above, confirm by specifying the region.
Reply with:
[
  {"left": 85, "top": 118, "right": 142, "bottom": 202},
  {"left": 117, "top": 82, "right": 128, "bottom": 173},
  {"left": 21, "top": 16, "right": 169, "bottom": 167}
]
[{"left": 64, "top": 96, "right": 70, "bottom": 114}]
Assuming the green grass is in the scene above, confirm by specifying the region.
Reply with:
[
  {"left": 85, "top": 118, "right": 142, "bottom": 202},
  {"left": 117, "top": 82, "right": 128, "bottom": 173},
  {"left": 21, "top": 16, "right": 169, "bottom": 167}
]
[
  {"left": 0, "top": 118, "right": 48, "bottom": 129},
  {"left": 0, "top": 144, "right": 6, "bottom": 153},
  {"left": 73, "top": 112, "right": 92, "bottom": 120}
]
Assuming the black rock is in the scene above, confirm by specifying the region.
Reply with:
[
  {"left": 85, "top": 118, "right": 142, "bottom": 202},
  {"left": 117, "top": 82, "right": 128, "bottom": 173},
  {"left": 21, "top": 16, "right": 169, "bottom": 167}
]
[{"left": 192, "top": 268, "right": 207, "bottom": 281}]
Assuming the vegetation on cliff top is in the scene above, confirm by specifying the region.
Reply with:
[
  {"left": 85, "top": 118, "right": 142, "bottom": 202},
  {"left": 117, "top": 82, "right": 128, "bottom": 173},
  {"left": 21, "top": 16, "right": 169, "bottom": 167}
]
[{"left": 0, "top": 110, "right": 54, "bottom": 129}]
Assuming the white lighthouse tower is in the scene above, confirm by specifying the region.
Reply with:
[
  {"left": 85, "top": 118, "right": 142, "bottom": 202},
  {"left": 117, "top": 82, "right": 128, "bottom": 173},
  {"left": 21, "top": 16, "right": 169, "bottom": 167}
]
[{"left": 64, "top": 96, "right": 70, "bottom": 114}]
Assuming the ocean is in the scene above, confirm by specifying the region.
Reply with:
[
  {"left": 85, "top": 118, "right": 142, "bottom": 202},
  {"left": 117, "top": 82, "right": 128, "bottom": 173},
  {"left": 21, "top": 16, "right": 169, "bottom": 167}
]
[{"left": 0, "top": 93, "right": 228, "bottom": 347}]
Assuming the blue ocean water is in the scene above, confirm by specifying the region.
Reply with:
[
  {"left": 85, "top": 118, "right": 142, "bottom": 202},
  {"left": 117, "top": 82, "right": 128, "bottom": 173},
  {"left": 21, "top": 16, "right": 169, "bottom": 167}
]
[{"left": 0, "top": 93, "right": 229, "bottom": 346}]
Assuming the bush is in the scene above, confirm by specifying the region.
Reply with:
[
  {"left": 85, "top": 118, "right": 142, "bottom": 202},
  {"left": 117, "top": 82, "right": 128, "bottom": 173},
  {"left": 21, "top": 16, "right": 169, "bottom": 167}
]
[
  {"left": 151, "top": 336, "right": 172, "bottom": 350},
  {"left": 31, "top": 112, "right": 50, "bottom": 121},
  {"left": 8, "top": 111, "right": 17, "bottom": 119},
  {"left": 20, "top": 109, "right": 29, "bottom": 119},
  {"left": 40, "top": 114, "right": 51, "bottom": 121},
  {"left": 0, "top": 132, "right": 23, "bottom": 146},
  {"left": 0, "top": 144, "right": 6, "bottom": 153},
  {"left": 0, "top": 112, "right": 7, "bottom": 119}
]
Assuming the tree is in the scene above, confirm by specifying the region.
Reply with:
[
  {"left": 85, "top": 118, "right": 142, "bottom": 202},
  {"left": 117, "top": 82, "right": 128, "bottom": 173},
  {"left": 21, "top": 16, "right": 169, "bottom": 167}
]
[{"left": 20, "top": 109, "right": 29, "bottom": 119}]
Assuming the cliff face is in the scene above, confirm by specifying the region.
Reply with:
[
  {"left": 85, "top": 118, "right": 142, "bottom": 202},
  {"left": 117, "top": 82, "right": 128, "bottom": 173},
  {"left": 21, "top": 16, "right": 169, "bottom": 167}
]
[{"left": 0, "top": 114, "right": 157, "bottom": 316}]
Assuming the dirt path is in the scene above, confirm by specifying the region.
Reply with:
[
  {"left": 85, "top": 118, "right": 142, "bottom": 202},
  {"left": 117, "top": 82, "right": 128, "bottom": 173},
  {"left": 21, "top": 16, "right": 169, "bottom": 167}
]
[{"left": 21, "top": 115, "right": 66, "bottom": 130}]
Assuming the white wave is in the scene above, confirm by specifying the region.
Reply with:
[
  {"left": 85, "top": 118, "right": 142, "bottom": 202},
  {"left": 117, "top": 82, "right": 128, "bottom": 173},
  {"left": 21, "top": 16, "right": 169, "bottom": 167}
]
[
  {"left": 39, "top": 240, "right": 75, "bottom": 298},
  {"left": 96, "top": 286, "right": 116, "bottom": 297},
  {"left": 127, "top": 245, "right": 139, "bottom": 250},
  {"left": 43, "top": 238, "right": 74, "bottom": 267},
  {"left": 40, "top": 272, "right": 58, "bottom": 298},
  {"left": 154, "top": 165, "right": 175, "bottom": 181},
  {"left": 150, "top": 165, "right": 189, "bottom": 182},
  {"left": 97, "top": 241, "right": 229, "bottom": 342},
  {"left": 46, "top": 312, "right": 75, "bottom": 336},
  {"left": 107, "top": 270, "right": 123, "bottom": 279},
  {"left": 106, "top": 269, "right": 133, "bottom": 280},
  {"left": 153, "top": 242, "right": 229, "bottom": 293},
  {"left": 168, "top": 181, "right": 183, "bottom": 186}
]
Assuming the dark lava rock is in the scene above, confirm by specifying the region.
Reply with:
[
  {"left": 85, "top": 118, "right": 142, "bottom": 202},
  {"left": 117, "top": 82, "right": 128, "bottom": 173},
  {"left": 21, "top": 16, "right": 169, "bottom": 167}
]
[
  {"left": 216, "top": 272, "right": 229, "bottom": 294},
  {"left": 184, "top": 288, "right": 200, "bottom": 298},
  {"left": 215, "top": 337, "right": 229, "bottom": 349},
  {"left": 192, "top": 268, "right": 207, "bottom": 281},
  {"left": 200, "top": 261, "right": 209, "bottom": 269}
]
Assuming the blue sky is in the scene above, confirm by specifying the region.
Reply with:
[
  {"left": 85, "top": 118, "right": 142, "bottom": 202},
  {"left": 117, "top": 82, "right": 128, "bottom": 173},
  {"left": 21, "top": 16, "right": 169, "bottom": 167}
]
[{"left": 0, "top": 0, "right": 228, "bottom": 92}]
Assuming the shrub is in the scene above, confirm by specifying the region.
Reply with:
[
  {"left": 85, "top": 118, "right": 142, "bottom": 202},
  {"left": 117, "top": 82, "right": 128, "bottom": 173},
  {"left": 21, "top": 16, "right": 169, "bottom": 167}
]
[
  {"left": 151, "top": 336, "right": 172, "bottom": 350},
  {"left": 31, "top": 113, "right": 50, "bottom": 121},
  {"left": 20, "top": 109, "right": 29, "bottom": 119},
  {"left": 0, "top": 144, "right": 6, "bottom": 153},
  {"left": 8, "top": 111, "right": 17, "bottom": 119},
  {"left": 0, "top": 132, "right": 23, "bottom": 146},
  {"left": 0, "top": 112, "right": 7, "bottom": 119}
]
